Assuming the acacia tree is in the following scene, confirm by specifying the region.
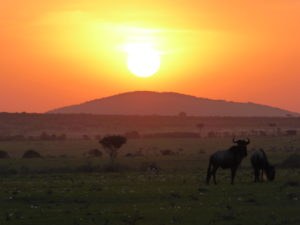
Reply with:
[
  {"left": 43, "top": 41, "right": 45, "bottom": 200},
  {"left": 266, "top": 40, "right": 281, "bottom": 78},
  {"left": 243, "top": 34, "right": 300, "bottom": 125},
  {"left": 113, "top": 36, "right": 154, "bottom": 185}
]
[{"left": 99, "top": 135, "right": 127, "bottom": 164}]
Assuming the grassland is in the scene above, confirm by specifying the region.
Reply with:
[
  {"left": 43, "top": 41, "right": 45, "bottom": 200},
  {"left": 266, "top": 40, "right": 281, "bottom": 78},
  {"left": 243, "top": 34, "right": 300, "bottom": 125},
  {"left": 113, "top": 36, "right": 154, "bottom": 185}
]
[{"left": 0, "top": 137, "right": 299, "bottom": 225}]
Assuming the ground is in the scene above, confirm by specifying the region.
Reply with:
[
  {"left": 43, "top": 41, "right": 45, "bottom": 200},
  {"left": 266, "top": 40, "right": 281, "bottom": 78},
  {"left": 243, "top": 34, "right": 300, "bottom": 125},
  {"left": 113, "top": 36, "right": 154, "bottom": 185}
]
[{"left": 0, "top": 137, "right": 299, "bottom": 225}]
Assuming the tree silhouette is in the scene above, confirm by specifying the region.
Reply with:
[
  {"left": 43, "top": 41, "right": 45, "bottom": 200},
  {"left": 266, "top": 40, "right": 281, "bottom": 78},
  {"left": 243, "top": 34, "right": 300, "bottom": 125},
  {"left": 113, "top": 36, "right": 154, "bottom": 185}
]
[
  {"left": 196, "top": 123, "right": 205, "bottom": 137},
  {"left": 178, "top": 111, "right": 187, "bottom": 117},
  {"left": 268, "top": 123, "right": 277, "bottom": 136},
  {"left": 99, "top": 135, "right": 127, "bottom": 164}
]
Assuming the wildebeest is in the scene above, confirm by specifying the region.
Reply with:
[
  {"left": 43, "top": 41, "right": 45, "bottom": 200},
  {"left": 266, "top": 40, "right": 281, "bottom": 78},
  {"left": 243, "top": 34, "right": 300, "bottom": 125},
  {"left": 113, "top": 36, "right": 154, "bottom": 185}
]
[
  {"left": 251, "top": 149, "right": 275, "bottom": 182},
  {"left": 206, "top": 138, "right": 250, "bottom": 184}
]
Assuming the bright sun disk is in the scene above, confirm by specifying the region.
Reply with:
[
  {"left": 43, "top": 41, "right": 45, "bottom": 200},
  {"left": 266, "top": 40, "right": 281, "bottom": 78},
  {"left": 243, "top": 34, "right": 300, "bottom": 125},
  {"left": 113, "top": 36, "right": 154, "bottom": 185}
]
[{"left": 124, "top": 42, "right": 161, "bottom": 78}]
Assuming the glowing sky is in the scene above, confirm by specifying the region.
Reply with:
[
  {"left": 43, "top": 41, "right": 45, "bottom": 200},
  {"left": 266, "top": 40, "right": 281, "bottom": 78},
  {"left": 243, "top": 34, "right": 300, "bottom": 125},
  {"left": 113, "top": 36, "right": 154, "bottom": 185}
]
[{"left": 0, "top": 0, "right": 299, "bottom": 113}]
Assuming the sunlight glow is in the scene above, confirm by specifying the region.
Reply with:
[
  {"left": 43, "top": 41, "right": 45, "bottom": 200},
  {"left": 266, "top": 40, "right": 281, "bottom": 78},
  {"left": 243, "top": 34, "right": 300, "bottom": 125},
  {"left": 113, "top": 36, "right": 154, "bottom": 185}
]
[{"left": 124, "top": 42, "right": 161, "bottom": 78}]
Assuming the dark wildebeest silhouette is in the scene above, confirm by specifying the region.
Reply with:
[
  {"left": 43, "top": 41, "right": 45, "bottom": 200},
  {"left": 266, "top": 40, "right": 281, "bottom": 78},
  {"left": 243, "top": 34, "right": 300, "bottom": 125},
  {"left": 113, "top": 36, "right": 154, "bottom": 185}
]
[
  {"left": 251, "top": 149, "right": 275, "bottom": 182},
  {"left": 206, "top": 138, "right": 250, "bottom": 184}
]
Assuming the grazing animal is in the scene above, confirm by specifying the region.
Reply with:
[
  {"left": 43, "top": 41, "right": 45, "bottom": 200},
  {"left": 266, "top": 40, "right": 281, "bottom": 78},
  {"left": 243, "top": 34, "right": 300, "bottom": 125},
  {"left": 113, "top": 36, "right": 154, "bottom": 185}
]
[
  {"left": 206, "top": 138, "right": 250, "bottom": 184},
  {"left": 251, "top": 149, "right": 275, "bottom": 182}
]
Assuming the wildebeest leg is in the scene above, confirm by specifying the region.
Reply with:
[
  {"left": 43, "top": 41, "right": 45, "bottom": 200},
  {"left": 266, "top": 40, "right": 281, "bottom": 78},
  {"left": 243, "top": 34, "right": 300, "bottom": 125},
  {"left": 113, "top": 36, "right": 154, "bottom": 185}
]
[
  {"left": 212, "top": 166, "right": 218, "bottom": 185},
  {"left": 206, "top": 159, "right": 212, "bottom": 184},
  {"left": 260, "top": 169, "right": 264, "bottom": 182},
  {"left": 231, "top": 167, "right": 237, "bottom": 184}
]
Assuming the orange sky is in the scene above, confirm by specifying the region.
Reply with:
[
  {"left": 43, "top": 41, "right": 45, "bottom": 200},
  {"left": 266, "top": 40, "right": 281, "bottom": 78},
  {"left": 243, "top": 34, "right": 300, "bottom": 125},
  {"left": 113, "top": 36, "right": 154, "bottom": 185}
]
[{"left": 0, "top": 0, "right": 299, "bottom": 113}]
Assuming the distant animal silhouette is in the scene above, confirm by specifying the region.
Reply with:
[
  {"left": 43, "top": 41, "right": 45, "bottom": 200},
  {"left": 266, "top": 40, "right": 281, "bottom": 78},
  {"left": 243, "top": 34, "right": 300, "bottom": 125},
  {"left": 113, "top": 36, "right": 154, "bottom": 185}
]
[
  {"left": 251, "top": 149, "right": 275, "bottom": 182},
  {"left": 206, "top": 138, "right": 250, "bottom": 184}
]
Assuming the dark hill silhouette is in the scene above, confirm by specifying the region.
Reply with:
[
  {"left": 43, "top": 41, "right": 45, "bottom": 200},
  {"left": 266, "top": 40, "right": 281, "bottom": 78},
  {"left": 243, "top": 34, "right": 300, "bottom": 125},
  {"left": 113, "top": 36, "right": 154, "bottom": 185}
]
[{"left": 47, "top": 91, "right": 299, "bottom": 117}]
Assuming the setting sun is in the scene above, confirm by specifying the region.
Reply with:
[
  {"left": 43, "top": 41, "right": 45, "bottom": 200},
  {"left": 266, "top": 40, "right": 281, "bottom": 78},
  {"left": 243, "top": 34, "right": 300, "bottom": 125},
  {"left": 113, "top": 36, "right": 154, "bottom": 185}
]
[
  {"left": 124, "top": 42, "right": 161, "bottom": 77},
  {"left": 0, "top": 0, "right": 299, "bottom": 113}
]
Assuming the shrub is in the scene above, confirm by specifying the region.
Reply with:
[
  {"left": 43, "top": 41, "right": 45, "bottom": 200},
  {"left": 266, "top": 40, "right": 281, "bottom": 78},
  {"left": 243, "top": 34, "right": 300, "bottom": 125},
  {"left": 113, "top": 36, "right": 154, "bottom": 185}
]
[
  {"left": 160, "top": 149, "right": 176, "bottom": 156},
  {"left": 0, "top": 150, "right": 9, "bottom": 159},
  {"left": 124, "top": 131, "right": 140, "bottom": 139},
  {"left": 22, "top": 150, "right": 42, "bottom": 158},
  {"left": 286, "top": 130, "right": 297, "bottom": 136},
  {"left": 281, "top": 154, "right": 300, "bottom": 168},
  {"left": 139, "top": 162, "right": 161, "bottom": 174},
  {"left": 86, "top": 149, "right": 102, "bottom": 158},
  {"left": 198, "top": 149, "right": 206, "bottom": 154}
]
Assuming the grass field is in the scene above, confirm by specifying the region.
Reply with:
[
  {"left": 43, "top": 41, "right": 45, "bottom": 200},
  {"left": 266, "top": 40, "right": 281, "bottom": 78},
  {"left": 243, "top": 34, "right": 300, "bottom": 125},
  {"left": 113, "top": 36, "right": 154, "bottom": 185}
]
[{"left": 0, "top": 137, "right": 299, "bottom": 225}]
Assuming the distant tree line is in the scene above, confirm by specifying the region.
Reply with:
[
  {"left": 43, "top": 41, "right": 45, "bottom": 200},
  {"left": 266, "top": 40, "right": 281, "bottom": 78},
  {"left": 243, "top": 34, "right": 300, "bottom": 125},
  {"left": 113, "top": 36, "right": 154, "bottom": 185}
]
[
  {"left": 0, "top": 132, "right": 67, "bottom": 142},
  {"left": 206, "top": 129, "right": 298, "bottom": 138},
  {"left": 0, "top": 127, "right": 298, "bottom": 142},
  {"left": 143, "top": 132, "right": 200, "bottom": 138}
]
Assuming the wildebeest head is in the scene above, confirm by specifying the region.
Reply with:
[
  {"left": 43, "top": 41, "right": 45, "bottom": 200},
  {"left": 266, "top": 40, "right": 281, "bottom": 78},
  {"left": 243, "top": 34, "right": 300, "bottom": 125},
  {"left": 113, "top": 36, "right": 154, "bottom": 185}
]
[
  {"left": 232, "top": 137, "right": 250, "bottom": 157},
  {"left": 266, "top": 165, "right": 275, "bottom": 181}
]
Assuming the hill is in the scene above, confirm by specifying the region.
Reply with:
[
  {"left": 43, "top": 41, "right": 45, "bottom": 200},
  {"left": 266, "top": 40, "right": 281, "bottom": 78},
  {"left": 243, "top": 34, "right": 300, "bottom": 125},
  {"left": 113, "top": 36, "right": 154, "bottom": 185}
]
[{"left": 47, "top": 91, "right": 298, "bottom": 117}]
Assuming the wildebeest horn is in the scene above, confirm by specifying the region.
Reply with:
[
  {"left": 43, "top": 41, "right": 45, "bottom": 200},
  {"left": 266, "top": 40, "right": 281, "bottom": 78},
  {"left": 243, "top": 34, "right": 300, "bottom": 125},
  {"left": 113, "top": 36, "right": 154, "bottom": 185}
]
[
  {"left": 246, "top": 138, "right": 250, "bottom": 144},
  {"left": 232, "top": 137, "right": 237, "bottom": 143}
]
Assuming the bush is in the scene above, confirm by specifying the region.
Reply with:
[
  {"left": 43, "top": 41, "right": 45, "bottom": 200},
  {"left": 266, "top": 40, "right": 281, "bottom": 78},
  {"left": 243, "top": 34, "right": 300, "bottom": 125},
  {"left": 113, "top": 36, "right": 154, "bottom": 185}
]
[
  {"left": 124, "top": 131, "right": 140, "bottom": 139},
  {"left": 286, "top": 130, "right": 297, "bottom": 136},
  {"left": 160, "top": 149, "right": 176, "bottom": 156},
  {"left": 86, "top": 149, "right": 102, "bottom": 158},
  {"left": 139, "top": 162, "right": 161, "bottom": 174},
  {"left": 198, "top": 149, "right": 206, "bottom": 154},
  {"left": 102, "top": 163, "right": 131, "bottom": 172},
  {"left": 0, "top": 150, "right": 9, "bottom": 159},
  {"left": 281, "top": 154, "right": 300, "bottom": 168},
  {"left": 22, "top": 150, "right": 42, "bottom": 158},
  {"left": 125, "top": 153, "right": 134, "bottom": 157}
]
